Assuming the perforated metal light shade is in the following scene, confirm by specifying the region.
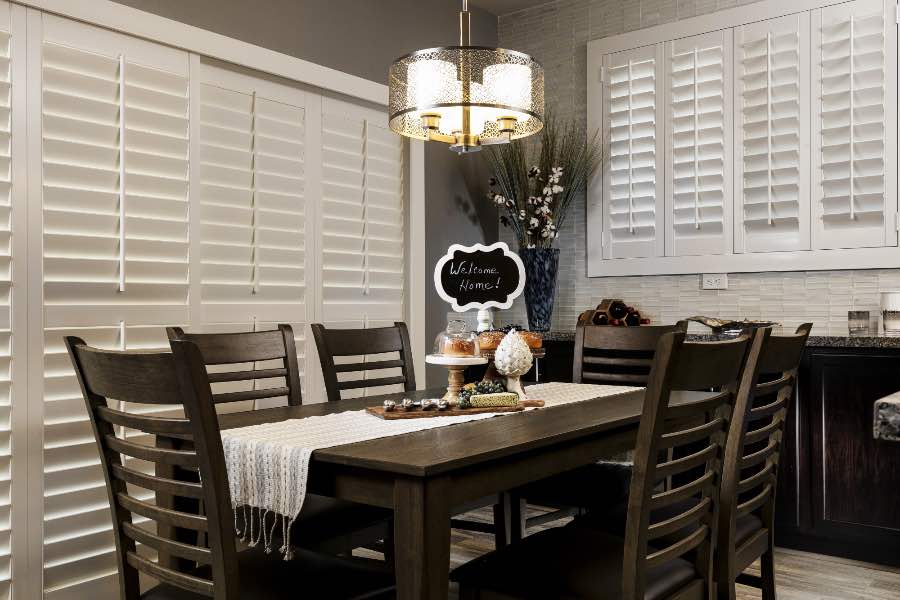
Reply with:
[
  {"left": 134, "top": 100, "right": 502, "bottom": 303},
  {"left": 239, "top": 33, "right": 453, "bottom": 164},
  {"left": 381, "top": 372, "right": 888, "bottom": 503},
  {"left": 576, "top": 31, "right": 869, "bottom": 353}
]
[{"left": 389, "top": 44, "right": 544, "bottom": 152}]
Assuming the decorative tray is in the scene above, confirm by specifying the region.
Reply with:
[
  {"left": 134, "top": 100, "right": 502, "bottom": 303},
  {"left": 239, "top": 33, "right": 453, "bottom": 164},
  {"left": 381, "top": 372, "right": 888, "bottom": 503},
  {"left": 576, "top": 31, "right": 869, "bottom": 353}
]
[{"left": 366, "top": 399, "right": 545, "bottom": 420}]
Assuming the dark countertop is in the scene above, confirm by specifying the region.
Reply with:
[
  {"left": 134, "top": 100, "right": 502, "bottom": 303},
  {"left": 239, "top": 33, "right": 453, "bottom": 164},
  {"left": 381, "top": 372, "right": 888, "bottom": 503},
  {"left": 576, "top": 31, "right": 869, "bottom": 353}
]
[{"left": 542, "top": 330, "right": 900, "bottom": 349}]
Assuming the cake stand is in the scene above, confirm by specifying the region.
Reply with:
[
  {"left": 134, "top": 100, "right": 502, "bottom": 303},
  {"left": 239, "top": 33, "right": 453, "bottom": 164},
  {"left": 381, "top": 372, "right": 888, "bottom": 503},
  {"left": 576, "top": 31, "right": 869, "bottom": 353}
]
[{"left": 425, "top": 354, "right": 488, "bottom": 403}]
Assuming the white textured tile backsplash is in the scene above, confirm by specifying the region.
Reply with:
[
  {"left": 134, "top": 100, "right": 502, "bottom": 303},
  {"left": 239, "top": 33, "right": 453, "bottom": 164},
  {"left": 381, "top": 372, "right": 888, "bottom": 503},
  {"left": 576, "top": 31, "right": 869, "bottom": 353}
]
[{"left": 495, "top": 0, "right": 900, "bottom": 336}]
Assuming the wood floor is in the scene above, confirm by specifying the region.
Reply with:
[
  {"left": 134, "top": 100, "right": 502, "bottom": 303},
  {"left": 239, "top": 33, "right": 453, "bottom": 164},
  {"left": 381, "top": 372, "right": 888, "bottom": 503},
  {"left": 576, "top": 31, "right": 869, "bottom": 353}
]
[{"left": 364, "top": 506, "right": 900, "bottom": 599}]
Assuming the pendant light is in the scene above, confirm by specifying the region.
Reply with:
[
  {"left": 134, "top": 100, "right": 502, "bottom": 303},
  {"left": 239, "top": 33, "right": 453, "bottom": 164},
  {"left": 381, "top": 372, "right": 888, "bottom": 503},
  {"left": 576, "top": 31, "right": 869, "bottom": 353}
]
[{"left": 388, "top": 0, "right": 544, "bottom": 153}]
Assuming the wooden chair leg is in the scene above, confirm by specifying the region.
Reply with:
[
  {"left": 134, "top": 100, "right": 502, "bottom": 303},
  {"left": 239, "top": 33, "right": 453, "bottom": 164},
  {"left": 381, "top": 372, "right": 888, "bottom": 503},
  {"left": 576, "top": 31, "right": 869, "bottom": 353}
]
[
  {"left": 508, "top": 494, "right": 526, "bottom": 543},
  {"left": 760, "top": 548, "right": 777, "bottom": 600},
  {"left": 383, "top": 520, "right": 396, "bottom": 570},
  {"left": 492, "top": 495, "right": 511, "bottom": 548}
]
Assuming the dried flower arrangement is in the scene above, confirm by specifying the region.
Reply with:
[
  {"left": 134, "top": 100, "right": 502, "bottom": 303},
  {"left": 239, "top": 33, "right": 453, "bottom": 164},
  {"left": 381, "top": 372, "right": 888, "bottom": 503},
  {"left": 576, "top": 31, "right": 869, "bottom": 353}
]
[{"left": 485, "top": 116, "right": 601, "bottom": 249}]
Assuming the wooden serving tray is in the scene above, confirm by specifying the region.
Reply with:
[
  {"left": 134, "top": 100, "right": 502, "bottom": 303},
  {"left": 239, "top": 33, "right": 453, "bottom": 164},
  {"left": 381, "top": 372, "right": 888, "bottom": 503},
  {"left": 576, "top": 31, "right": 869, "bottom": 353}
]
[{"left": 366, "top": 399, "right": 545, "bottom": 420}]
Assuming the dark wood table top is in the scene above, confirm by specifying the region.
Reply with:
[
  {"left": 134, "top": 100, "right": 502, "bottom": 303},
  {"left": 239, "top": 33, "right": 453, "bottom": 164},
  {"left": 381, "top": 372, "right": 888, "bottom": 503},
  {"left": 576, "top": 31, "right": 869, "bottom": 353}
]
[{"left": 217, "top": 386, "right": 709, "bottom": 477}]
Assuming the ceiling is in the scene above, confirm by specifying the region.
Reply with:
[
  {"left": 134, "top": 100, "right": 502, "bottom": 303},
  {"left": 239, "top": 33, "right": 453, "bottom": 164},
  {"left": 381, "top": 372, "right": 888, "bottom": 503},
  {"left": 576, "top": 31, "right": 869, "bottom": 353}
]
[{"left": 470, "top": 0, "right": 550, "bottom": 16}]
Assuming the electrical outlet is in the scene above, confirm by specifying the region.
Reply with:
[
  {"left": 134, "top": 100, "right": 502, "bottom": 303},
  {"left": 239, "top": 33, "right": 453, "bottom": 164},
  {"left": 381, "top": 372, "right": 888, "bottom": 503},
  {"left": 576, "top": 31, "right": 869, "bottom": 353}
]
[{"left": 701, "top": 273, "right": 728, "bottom": 290}]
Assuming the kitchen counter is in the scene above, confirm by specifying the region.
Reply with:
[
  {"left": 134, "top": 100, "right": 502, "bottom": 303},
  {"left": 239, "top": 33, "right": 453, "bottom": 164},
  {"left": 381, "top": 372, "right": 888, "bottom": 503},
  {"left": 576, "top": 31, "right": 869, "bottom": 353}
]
[
  {"left": 875, "top": 392, "right": 900, "bottom": 442},
  {"left": 542, "top": 330, "right": 900, "bottom": 349}
]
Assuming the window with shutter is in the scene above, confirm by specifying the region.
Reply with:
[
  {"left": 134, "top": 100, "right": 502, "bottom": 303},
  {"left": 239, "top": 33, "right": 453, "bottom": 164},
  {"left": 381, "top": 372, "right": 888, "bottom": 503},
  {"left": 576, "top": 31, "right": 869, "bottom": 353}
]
[
  {"left": 36, "top": 14, "right": 190, "bottom": 599},
  {"left": 320, "top": 97, "right": 405, "bottom": 327},
  {"left": 665, "top": 30, "right": 732, "bottom": 256},
  {"left": 813, "top": 0, "right": 897, "bottom": 249},
  {"left": 735, "top": 13, "right": 811, "bottom": 253},
  {"left": 601, "top": 45, "right": 664, "bottom": 259}
]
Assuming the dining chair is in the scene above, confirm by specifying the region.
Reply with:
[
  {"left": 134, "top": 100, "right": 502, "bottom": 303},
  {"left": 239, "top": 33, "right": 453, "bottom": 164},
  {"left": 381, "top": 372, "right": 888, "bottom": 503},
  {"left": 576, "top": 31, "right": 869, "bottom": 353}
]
[
  {"left": 716, "top": 323, "right": 811, "bottom": 600},
  {"left": 167, "top": 326, "right": 393, "bottom": 558},
  {"left": 310, "top": 322, "right": 416, "bottom": 402},
  {"left": 64, "top": 336, "right": 394, "bottom": 600},
  {"left": 451, "top": 329, "right": 765, "bottom": 600},
  {"left": 507, "top": 321, "right": 689, "bottom": 540},
  {"left": 311, "top": 321, "right": 510, "bottom": 543}
]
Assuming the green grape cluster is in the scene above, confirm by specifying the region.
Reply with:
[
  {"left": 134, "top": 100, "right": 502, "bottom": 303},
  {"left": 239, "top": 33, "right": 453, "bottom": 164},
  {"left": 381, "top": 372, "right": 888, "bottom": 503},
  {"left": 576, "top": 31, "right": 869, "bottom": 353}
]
[{"left": 458, "top": 380, "right": 506, "bottom": 408}]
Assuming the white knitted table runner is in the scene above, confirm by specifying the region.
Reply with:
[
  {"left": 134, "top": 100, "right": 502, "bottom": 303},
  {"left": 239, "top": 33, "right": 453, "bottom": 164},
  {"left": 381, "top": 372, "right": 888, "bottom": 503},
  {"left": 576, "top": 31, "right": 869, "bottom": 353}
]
[{"left": 221, "top": 382, "right": 638, "bottom": 558}]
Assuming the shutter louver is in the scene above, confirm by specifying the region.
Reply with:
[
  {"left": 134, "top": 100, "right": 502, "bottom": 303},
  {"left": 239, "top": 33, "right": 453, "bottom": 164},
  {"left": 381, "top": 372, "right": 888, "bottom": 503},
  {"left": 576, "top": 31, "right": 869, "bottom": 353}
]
[
  {"left": 736, "top": 13, "right": 811, "bottom": 253},
  {"left": 665, "top": 31, "right": 732, "bottom": 256},
  {"left": 813, "top": 0, "right": 897, "bottom": 249},
  {"left": 321, "top": 98, "right": 404, "bottom": 326},
  {"left": 602, "top": 45, "right": 664, "bottom": 258},
  {"left": 198, "top": 80, "right": 306, "bottom": 319},
  {"left": 39, "top": 17, "right": 190, "bottom": 598}
]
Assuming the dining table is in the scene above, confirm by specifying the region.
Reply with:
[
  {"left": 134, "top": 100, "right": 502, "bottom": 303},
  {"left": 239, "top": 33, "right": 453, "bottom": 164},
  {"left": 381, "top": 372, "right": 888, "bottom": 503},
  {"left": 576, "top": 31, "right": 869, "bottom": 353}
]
[{"left": 198, "top": 383, "right": 718, "bottom": 600}]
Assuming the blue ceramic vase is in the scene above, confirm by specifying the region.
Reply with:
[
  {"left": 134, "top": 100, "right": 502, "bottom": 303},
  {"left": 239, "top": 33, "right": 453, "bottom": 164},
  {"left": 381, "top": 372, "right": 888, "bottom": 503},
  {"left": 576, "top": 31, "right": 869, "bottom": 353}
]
[{"left": 520, "top": 248, "right": 560, "bottom": 333}]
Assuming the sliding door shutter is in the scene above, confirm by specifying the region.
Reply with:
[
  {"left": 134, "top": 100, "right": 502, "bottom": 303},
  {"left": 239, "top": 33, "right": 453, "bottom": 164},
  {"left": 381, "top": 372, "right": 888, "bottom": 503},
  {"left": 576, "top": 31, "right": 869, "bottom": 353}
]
[
  {"left": 735, "top": 12, "right": 811, "bottom": 253},
  {"left": 665, "top": 30, "right": 732, "bottom": 256},
  {"left": 601, "top": 44, "right": 664, "bottom": 259},
  {"left": 0, "top": 3, "right": 14, "bottom": 598},
  {"left": 37, "top": 14, "right": 189, "bottom": 599},
  {"left": 320, "top": 97, "right": 405, "bottom": 397},
  {"left": 196, "top": 61, "right": 309, "bottom": 405},
  {"left": 320, "top": 96, "right": 405, "bottom": 329},
  {"left": 813, "top": 0, "right": 898, "bottom": 249}
]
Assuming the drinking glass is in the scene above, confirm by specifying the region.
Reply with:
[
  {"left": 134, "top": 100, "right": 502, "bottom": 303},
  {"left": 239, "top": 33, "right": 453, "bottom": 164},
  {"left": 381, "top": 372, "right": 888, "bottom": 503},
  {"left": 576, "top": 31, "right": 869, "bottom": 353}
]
[{"left": 848, "top": 311, "right": 870, "bottom": 337}]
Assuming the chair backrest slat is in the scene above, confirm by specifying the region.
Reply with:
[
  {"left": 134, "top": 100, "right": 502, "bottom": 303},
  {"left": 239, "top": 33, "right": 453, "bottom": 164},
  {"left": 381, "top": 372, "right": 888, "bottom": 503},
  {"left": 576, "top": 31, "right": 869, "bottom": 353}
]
[
  {"left": 621, "top": 329, "right": 764, "bottom": 600},
  {"left": 168, "top": 325, "right": 302, "bottom": 407},
  {"left": 66, "top": 336, "right": 241, "bottom": 599},
  {"left": 716, "top": 323, "right": 811, "bottom": 598},
  {"left": 312, "top": 322, "right": 416, "bottom": 402},
  {"left": 573, "top": 321, "right": 688, "bottom": 385}
]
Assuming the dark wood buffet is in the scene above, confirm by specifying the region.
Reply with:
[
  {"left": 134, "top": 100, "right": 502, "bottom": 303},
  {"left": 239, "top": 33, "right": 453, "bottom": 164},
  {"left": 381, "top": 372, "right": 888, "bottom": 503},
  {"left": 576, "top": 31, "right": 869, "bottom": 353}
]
[{"left": 519, "top": 333, "right": 900, "bottom": 567}]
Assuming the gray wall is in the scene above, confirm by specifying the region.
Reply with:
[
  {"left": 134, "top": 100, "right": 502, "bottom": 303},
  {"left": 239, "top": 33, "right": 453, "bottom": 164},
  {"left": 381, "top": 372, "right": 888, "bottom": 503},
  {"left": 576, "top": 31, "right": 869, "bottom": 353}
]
[
  {"left": 498, "top": 0, "right": 900, "bottom": 336},
  {"left": 112, "top": 0, "right": 500, "bottom": 385}
]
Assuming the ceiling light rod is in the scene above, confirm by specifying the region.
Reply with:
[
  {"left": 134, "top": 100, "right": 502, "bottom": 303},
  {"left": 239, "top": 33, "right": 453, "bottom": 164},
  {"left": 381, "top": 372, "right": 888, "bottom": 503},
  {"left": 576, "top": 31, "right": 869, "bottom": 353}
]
[{"left": 387, "top": 0, "right": 544, "bottom": 152}]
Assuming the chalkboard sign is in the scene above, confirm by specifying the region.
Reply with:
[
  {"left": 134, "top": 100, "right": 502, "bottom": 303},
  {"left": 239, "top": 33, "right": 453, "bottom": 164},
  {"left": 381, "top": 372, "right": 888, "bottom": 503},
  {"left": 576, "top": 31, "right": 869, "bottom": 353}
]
[{"left": 434, "top": 242, "right": 525, "bottom": 311}]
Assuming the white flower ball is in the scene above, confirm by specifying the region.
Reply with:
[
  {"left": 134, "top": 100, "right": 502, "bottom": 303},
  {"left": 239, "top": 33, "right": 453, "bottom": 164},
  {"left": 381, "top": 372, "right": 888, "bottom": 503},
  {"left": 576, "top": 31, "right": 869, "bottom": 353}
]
[{"left": 494, "top": 329, "right": 533, "bottom": 377}]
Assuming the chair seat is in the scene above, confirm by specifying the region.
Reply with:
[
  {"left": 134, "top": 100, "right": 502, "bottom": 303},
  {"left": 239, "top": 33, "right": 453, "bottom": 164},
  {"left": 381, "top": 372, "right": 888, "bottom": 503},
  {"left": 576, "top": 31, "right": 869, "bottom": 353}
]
[
  {"left": 516, "top": 461, "right": 633, "bottom": 511},
  {"left": 579, "top": 497, "right": 764, "bottom": 550},
  {"left": 450, "top": 523, "right": 698, "bottom": 600},
  {"left": 141, "top": 547, "right": 394, "bottom": 600}
]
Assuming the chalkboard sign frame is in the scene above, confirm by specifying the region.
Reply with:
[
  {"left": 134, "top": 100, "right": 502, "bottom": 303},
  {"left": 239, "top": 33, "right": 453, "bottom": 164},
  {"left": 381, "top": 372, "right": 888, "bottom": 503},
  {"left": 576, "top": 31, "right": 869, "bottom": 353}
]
[{"left": 433, "top": 241, "right": 526, "bottom": 311}]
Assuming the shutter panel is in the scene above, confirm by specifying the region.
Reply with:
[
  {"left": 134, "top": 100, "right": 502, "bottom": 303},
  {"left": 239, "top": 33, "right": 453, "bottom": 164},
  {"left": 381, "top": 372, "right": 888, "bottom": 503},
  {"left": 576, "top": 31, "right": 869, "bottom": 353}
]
[
  {"left": 735, "top": 13, "right": 811, "bottom": 253},
  {"left": 198, "top": 65, "right": 307, "bottom": 323},
  {"left": 0, "top": 4, "right": 13, "bottom": 598},
  {"left": 813, "top": 0, "right": 897, "bottom": 249},
  {"left": 196, "top": 62, "right": 310, "bottom": 403},
  {"left": 321, "top": 97, "right": 405, "bottom": 326},
  {"left": 665, "top": 30, "right": 732, "bottom": 256},
  {"left": 38, "top": 15, "right": 189, "bottom": 599},
  {"left": 602, "top": 45, "right": 664, "bottom": 259}
]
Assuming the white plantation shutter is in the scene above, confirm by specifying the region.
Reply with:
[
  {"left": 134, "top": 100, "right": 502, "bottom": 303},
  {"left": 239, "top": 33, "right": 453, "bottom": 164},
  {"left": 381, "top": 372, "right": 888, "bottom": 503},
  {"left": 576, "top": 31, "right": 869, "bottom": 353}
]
[
  {"left": 37, "top": 14, "right": 190, "bottom": 599},
  {"left": 195, "top": 62, "right": 311, "bottom": 403},
  {"left": 197, "top": 62, "right": 308, "bottom": 324},
  {"left": 0, "top": 4, "right": 14, "bottom": 599},
  {"left": 321, "top": 96, "right": 405, "bottom": 327},
  {"left": 601, "top": 45, "right": 664, "bottom": 258},
  {"left": 813, "top": 0, "right": 897, "bottom": 249},
  {"left": 665, "top": 30, "right": 732, "bottom": 256},
  {"left": 735, "top": 13, "right": 811, "bottom": 253}
]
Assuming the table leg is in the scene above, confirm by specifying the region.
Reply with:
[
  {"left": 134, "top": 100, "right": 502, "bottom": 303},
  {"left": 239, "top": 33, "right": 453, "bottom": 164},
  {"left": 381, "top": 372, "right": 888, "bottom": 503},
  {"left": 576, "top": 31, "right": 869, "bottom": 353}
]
[{"left": 393, "top": 477, "right": 451, "bottom": 600}]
